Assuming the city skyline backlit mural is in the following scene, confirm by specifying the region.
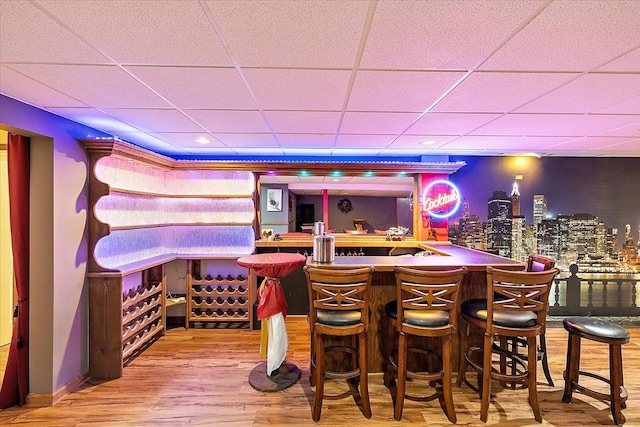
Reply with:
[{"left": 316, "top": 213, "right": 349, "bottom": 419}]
[{"left": 447, "top": 156, "right": 640, "bottom": 271}]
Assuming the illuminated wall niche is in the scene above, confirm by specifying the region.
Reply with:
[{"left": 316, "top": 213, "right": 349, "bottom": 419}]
[{"left": 85, "top": 141, "right": 256, "bottom": 271}]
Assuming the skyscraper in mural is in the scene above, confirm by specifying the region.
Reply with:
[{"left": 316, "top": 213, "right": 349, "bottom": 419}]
[
  {"left": 510, "top": 181, "right": 520, "bottom": 216},
  {"left": 487, "top": 190, "right": 512, "bottom": 257},
  {"left": 533, "top": 195, "right": 547, "bottom": 226}
]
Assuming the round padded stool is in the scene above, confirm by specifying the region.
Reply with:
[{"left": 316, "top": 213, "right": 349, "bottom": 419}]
[{"left": 562, "top": 317, "right": 630, "bottom": 426}]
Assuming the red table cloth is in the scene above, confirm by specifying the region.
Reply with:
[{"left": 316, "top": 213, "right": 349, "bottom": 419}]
[{"left": 237, "top": 252, "right": 306, "bottom": 320}]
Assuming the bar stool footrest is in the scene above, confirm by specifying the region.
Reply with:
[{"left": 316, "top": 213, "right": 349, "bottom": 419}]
[
  {"left": 566, "top": 370, "right": 629, "bottom": 404},
  {"left": 465, "top": 345, "right": 529, "bottom": 385},
  {"left": 319, "top": 345, "right": 361, "bottom": 380},
  {"left": 389, "top": 346, "right": 443, "bottom": 382}
]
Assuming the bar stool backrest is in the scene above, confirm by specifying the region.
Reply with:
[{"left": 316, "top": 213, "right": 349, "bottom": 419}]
[
  {"left": 394, "top": 267, "right": 467, "bottom": 331},
  {"left": 486, "top": 267, "right": 559, "bottom": 333},
  {"left": 526, "top": 254, "right": 556, "bottom": 272},
  {"left": 304, "top": 266, "right": 374, "bottom": 331}
]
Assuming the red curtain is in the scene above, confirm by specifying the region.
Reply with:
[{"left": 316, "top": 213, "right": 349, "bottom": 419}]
[{"left": 0, "top": 133, "right": 30, "bottom": 408}]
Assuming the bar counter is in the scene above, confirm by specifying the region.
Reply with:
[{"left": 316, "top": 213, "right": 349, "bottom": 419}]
[{"left": 257, "top": 238, "right": 524, "bottom": 372}]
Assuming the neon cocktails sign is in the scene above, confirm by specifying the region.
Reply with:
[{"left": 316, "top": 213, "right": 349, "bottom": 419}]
[{"left": 421, "top": 179, "right": 461, "bottom": 219}]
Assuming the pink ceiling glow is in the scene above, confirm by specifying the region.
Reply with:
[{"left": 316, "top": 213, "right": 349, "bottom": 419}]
[{"left": 0, "top": 0, "right": 638, "bottom": 158}]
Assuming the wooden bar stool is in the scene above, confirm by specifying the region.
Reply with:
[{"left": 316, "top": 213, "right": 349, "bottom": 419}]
[
  {"left": 562, "top": 317, "right": 630, "bottom": 426},
  {"left": 456, "top": 267, "right": 559, "bottom": 422},
  {"left": 384, "top": 266, "right": 467, "bottom": 422},
  {"left": 304, "top": 265, "right": 374, "bottom": 422}
]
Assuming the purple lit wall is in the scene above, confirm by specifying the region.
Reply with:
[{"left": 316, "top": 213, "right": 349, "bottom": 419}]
[{"left": 0, "top": 94, "right": 111, "bottom": 396}]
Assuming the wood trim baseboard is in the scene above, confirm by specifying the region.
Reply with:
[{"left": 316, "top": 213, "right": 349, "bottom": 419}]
[{"left": 26, "top": 370, "right": 90, "bottom": 407}]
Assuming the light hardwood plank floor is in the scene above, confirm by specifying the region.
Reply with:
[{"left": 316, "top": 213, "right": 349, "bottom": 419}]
[{"left": 0, "top": 316, "right": 638, "bottom": 426}]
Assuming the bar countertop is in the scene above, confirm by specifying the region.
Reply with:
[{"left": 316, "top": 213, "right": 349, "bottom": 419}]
[
  {"left": 255, "top": 234, "right": 426, "bottom": 249},
  {"left": 298, "top": 241, "right": 525, "bottom": 272}
]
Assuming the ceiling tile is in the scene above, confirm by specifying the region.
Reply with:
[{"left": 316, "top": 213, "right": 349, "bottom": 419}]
[
  {"left": 340, "top": 112, "right": 419, "bottom": 134},
  {"left": 186, "top": 110, "right": 270, "bottom": 133},
  {"left": 334, "top": 134, "right": 396, "bottom": 149},
  {"left": 242, "top": 69, "right": 351, "bottom": 110},
  {"left": 101, "top": 109, "right": 205, "bottom": 133},
  {"left": 432, "top": 71, "right": 578, "bottom": 113},
  {"left": 387, "top": 135, "right": 457, "bottom": 150},
  {"left": 112, "top": 132, "right": 186, "bottom": 154},
  {"left": 47, "top": 107, "right": 140, "bottom": 132},
  {"left": 361, "top": 0, "right": 545, "bottom": 70},
  {"left": 516, "top": 73, "right": 640, "bottom": 114},
  {"left": 543, "top": 136, "right": 640, "bottom": 154},
  {"left": 470, "top": 113, "right": 580, "bottom": 136},
  {"left": 593, "top": 95, "right": 640, "bottom": 115},
  {"left": 297, "top": 176, "right": 326, "bottom": 184},
  {"left": 0, "top": 66, "right": 87, "bottom": 108},
  {"left": 182, "top": 146, "right": 244, "bottom": 156},
  {"left": 229, "top": 147, "right": 285, "bottom": 156},
  {"left": 264, "top": 111, "right": 341, "bottom": 133},
  {"left": 0, "top": 0, "right": 106, "bottom": 64},
  {"left": 410, "top": 112, "right": 502, "bottom": 135},
  {"left": 8, "top": 64, "right": 169, "bottom": 108},
  {"left": 594, "top": 119, "right": 640, "bottom": 137},
  {"left": 593, "top": 138, "right": 640, "bottom": 155},
  {"left": 443, "top": 135, "right": 574, "bottom": 152},
  {"left": 148, "top": 133, "right": 226, "bottom": 148},
  {"left": 348, "top": 70, "right": 466, "bottom": 112},
  {"left": 331, "top": 148, "right": 384, "bottom": 156},
  {"left": 37, "top": 0, "right": 231, "bottom": 66},
  {"left": 206, "top": 0, "right": 368, "bottom": 68},
  {"left": 126, "top": 66, "right": 257, "bottom": 109},
  {"left": 277, "top": 134, "right": 335, "bottom": 148},
  {"left": 481, "top": 0, "right": 640, "bottom": 71},
  {"left": 281, "top": 147, "right": 334, "bottom": 156},
  {"left": 212, "top": 133, "right": 278, "bottom": 148},
  {"left": 596, "top": 47, "right": 640, "bottom": 72},
  {"left": 552, "top": 114, "right": 640, "bottom": 137}
]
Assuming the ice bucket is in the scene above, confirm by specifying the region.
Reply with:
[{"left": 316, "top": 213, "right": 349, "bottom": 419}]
[
  {"left": 312, "top": 234, "right": 335, "bottom": 263},
  {"left": 313, "top": 221, "right": 325, "bottom": 235}
]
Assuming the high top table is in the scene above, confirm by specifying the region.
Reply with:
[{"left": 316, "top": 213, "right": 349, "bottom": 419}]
[{"left": 237, "top": 252, "right": 306, "bottom": 392}]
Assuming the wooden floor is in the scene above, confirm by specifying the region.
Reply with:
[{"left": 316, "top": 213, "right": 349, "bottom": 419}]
[{"left": 0, "top": 316, "right": 638, "bottom": 426}]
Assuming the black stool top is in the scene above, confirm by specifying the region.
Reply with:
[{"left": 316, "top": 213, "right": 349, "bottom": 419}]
[
  {"left": 317, "top": 309, "right": 361, "bottom": 327},
  {"left": 461, "top": 298, "right": 537, "bottom": 328},
  {"left": 563, "top": 317, "right": 630, "bottom": 343},
  {"left": 384, "top": 300, "right": 450, "bottom": 328}
]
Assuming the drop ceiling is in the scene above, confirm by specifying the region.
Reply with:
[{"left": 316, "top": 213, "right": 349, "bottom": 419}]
[{"left": 1, "top": 0, "right": 639, "bottom": 159}]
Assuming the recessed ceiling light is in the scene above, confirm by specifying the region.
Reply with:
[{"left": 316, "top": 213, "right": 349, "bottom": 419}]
[
  {"left": 332, "top": 178, "right": 340, "bottom": 182},
  {"left": 195, "top": 137, "right": 211, "bottom": 144},
  {"left": 420, "top": 140, "right": 437, "bottom": 145}
]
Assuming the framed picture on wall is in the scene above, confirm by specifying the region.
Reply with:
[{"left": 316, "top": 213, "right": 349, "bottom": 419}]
[{"left": 266, "top": 188, "right": 283, "bottom": 212}]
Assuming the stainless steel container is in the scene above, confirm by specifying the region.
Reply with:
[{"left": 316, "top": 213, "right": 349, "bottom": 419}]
[
  {"left": 313, "top": 221, "right": 325, "bottom": 235},
  {"left": 312, "top": 234, "right": 335, "bottom": 263}
]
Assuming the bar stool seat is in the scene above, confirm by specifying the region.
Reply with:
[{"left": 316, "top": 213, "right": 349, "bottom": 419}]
[
  {"left": 460, "top": 298, "right": 538, "bottom": 328},
  {"left": 384, "top": 300, "right": 450, "bottom": 327},
  {"left": 562, "top": 317, "right": 630, "bottom": 426},
  {"left": 317, "top": 309, "right": 361, "bottom": 326}
]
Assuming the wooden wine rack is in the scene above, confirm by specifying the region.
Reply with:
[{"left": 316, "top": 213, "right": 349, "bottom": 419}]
[
  {"left": 121, "top": 280, "right": 164, "bottom": 362},
  {"left": 88, "top": 264, "right": 166, "bottom": 379},
  {"left": 187, "top": 260, "right": 252, "bottom": 327}
]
